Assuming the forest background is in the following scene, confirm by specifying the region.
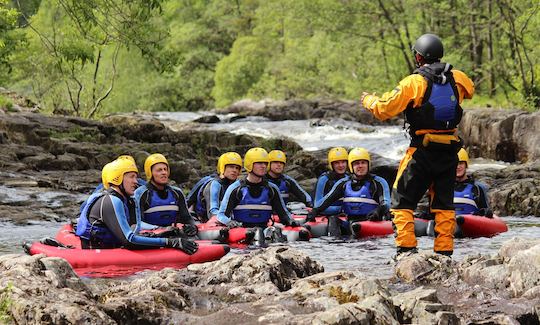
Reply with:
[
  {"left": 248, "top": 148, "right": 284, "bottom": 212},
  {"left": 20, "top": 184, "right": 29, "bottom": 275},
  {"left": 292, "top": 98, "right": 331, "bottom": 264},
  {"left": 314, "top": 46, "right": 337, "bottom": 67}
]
[{"left": 0, "top": 0, "right": 538, "bottom": 118}]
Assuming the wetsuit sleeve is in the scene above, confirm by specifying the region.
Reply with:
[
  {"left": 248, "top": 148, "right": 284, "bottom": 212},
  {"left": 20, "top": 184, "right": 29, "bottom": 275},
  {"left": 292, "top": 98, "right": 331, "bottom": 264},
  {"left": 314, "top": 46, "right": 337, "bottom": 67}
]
[
  {"left": 217, "top": 180, "right": 241, "bottom": 225},
  {"left": 284, "top": 175, "right": 312, "bottom": 205},
  {"left": 451, "top": 69, "right": 475, "bottom": 102},
  {"left": 268, "top": 182, "right": 293, "bottom": 225},
  {"left": 475, "top": 181, "right": 490, "bottom": 209},
  {"left": 374, "top": 176, "right": 391, "bottom": 209},
  {"left": 133, "top": 186, "right": 158, "bottom": 231},
  {"left": 101, "top": 195, "right": 166, "bottom": 247},
  {"left": 207, "top": 180, "right": 223, "bottom": 217},
  {"left": 314, "top": 175, "right": 329, "bottom": 205},
  {"left": 171, "top": 186, "right": 195, "bottom": 225},
  {"left": 313, "top": 179, "right": 347, "bottom": 215},
  {"left": 362, "top": 74, "right": 427, "bottom": 121}
]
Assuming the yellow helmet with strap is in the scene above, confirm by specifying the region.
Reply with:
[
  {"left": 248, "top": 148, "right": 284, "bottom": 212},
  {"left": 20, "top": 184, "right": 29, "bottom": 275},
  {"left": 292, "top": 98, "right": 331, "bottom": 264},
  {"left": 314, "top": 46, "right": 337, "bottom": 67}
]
[
  {"left": 117, "top": 155, "right": 136, "bottom": 164},
  {"left": 348, "top": 147, "right": 371, "bottom": 172},
  {"left": 458, "top": 148, "right": 469, "bottom": 167},
  {"left": 268, "top": 150, "right": 286, "bottom": 164},
  {"left": 144, "top": 153, "right": 169, "bottom": 181},
  {"left": 327, "top": 147, "right": 348, "bottom": 170},
  {"left": 104, "top": 158, "right": 138, "bottom": 188},
  {"left": 218, "top": 152, "right": 242, "bottom": 174},
  {"left": 244, "top": 147, "right": 269, "bottom": 173}
]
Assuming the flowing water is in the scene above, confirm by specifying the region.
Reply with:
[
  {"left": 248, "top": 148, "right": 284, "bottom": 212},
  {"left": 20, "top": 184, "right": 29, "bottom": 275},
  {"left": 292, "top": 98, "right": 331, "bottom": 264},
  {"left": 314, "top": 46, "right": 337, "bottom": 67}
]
[{"left": 1, "top": 112, "right": 537, "bottom": 278}]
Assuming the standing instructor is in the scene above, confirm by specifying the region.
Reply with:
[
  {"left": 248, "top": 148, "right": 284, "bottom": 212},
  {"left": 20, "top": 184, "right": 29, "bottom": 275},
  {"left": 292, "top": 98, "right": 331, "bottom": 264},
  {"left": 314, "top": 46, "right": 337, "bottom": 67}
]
[{"left": 361, "top": 34, "right": 474, "bottom": 256}]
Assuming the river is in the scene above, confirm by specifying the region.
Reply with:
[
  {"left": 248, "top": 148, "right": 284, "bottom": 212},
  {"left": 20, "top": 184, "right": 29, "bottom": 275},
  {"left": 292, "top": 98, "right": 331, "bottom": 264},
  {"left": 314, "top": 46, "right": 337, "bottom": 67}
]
[{"left": 0, "top": 112, "right": 537, "bottom": 278}]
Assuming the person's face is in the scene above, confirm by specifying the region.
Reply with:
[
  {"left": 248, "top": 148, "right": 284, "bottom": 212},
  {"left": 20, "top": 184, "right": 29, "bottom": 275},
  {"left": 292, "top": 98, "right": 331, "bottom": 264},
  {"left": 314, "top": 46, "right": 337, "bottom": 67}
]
[
  {"left": 269, "top": 161, "right": 285, "bottom": 175},
  {"left": 151, "top": 162, "right": 169, "bottom": 185},
  {"left": 122, "top": 172, "right": 139, "bottom": 196},
  {"left": 456, "top": 161, "right": 467, "bottom": 179},
  {"left": 332, "top": 160, "right": 348, "bottom": 174},
  {"left": 352, "top": 160, "right": 369, "bottom": 177},
  {"left": 223, "top": 164, "right": 241, "bottom": 180},
  {"left": 251, "top": 162, "right": 268, "bottom": 177}
]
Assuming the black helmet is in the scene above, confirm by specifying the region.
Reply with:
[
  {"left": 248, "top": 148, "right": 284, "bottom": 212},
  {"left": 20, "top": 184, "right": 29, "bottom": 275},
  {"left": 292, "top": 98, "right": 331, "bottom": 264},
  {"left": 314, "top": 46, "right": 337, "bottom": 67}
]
[{"left": 412, "top": 34, "right": 443, "bottom": 62}]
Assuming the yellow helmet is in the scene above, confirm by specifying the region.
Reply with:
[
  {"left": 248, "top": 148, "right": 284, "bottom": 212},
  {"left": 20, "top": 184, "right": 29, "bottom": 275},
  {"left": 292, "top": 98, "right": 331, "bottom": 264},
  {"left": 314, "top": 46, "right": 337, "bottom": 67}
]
[
  {"left": 244, "top": 147, "right": 269, "bottom": 173},
  {"left": 458, "top": 148, "right": 469, "bottom": 167},
  {"left": 327, "top": 147, "right": 348, "bottom": 170},
  {"left": 348, "top": 147, "right": 371, "bottom": 172},
  {"left": 144, "top": 153, "right": 169, "bottom": 181},
  {"left": 117, "top": 155, "right": 136, "bottom": 164},
  {"left": 104, "top": 158, "right": 139, "bottom": 187},
  {"left": 268, "top": 150, "right": 286, "bottom": 164},
  {"left": 101, "top": 162, "right": 114, "bottom": 189},
  {"left": 218, "top": 152, "right": 242, "bottom": 174}
]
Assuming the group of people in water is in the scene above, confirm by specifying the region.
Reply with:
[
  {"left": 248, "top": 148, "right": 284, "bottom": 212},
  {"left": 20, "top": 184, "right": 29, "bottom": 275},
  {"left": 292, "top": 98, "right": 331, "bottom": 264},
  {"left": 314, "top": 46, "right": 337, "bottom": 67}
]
[
  {"left": 76, "top": 144, "right": 490, "bottom": 257},
  {"left": 76, "top": 32, "right": 488, "bottom": 257}
]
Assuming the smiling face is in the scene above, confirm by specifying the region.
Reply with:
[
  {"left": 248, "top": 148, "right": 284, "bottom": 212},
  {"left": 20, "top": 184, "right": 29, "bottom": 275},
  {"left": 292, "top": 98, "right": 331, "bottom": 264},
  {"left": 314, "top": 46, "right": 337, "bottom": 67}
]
[
  {"left": 223, "top": 164, "right": 241, "bottom": 181},
  {"left": 331, "top": 160, "right": 348, "bottom": 175},
  {"left": 456, "top": 161, "right": 467, "bottom": 179},
  {"left": 352, "top": 160, "right": 369, "bottom": 177},
  {"left": 269, "top": 161, "right": 285, "bottom": 175},
  {"left": 122, "top": 171, "right": 139, "bottom": 196},
  {"left": 151, "top": 162, "right": 169, "bottom": 185}
]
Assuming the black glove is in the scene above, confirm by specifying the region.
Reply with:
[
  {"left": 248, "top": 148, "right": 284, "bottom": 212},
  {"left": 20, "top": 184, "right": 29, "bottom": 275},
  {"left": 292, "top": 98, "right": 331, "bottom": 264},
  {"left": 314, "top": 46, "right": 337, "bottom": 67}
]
[
  {"left": 367, "top": 209, "right": 382, "bottom": 221},
  {"left": 227, "top": 220, "right": 243, "bottom": 228},
  {"left": 165, "top": 237, "right": 199, "bottom": 255},
  {"left": 288, "top": 220, "right": 300, "bottom": 227},
  {"left": 474, "top": 208, "right": 493, "bottom": 218},
  {"left": 305, "top": 201, "right": 313, "bottom": 208},
  {"left": 139, "top": 226, "right": 182, "bottom": 238},
  {"left": 182, "top": 224, "right": 199, "bottom": 237}
]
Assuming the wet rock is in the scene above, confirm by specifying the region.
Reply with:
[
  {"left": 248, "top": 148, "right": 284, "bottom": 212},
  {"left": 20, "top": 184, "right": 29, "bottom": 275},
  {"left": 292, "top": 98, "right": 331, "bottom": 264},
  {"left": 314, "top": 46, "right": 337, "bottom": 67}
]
[
  {"left": 460, "top": 109, "right": 540, "bottom": 163},
  {"left": 506, "top": 243, "right": 540, "bottom": 297},
  {"left": 392, "top": 287, "right": 458, "bottom": 324},
  {"left": 394, "top": 251, "right": 455, "bottom": 283},
  {"left": 0, "top": 254, "right": 114, "bottom": 324},
  {"left": 194, "top": 115, "right": 220, "bottom": 123},
  {"left": 188, "top": 246, "right": 324, "bottom": 291}
]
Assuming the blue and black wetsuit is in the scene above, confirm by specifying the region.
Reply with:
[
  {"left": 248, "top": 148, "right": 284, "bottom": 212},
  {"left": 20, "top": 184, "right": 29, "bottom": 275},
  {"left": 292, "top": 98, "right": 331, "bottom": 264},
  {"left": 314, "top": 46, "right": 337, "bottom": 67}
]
[
  {"left": 313, "top": 171, "right": 349, "bottom": 215},
  {"left": 201, "top": 176, "right": 235, "bottom": 220},
  {"left": 266, "top": 174, "right": 312, "bottom": 207},
  {"left": 79, "top": 178, "right": 146, "bottom": 213},
  {"left": 76, "top": 189, "right": 167, "bottom": 249},
  {"left": 133, "top": 182, "right": 195, "bottom": 228},
  {"left": 217, "top": 178, "right": 295, "bottom": 228}
]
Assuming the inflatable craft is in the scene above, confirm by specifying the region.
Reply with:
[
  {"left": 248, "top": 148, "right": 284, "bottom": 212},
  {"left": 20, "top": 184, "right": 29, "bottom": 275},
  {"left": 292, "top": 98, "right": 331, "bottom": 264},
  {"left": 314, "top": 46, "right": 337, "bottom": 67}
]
[
  {"left": 426, "top": 214, "right": 508, "bottom": 238},
  {"left": 25, "top": 225, "right": 230, "bottom": 277}
]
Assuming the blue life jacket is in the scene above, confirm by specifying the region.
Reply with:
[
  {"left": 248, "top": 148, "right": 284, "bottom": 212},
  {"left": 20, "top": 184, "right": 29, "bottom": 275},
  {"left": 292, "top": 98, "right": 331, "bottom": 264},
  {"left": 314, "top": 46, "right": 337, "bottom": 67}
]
[
  {"left": 454, "top": 183, "right": 478, "bottom": 214},
  {"left": 342, "top": 180, "right": 378, "bottom": 217},
  {"left": 233, "top": 186, "right": 272, "bottom": 224},
  {"left": 406, "top": 63, "right": 462, "bottom": 137},
  {"left": 142, "top": 188, "right": 179, "bottom": 226},
  {"left": 76, "top": 192, "right": 123, "bottom": 246},
  {"left": 274, "top": 177, "right": 290, "bottom": 203}
]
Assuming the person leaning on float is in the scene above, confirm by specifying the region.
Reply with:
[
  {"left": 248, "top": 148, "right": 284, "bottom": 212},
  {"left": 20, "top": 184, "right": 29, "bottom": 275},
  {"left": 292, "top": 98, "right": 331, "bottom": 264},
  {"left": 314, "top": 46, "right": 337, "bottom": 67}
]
[
  {"left": 266, "top": 149, "right": 312, "bottom": 207},
  {"left": 76, "top": 158, "right": 198, "bottom": 254},
  {"left": 200, "top": 152, "right": 243, "bottom": 222},
  {"left": 307, "top": 148, "right": 390, "bottom": 234},
  {"left": 361, "top": 33, "right": 475, "bottom": 257},
  {"left": 313, "top": 147, "right": 349, "bottom": 216},
  {"left": 186, "top": 155, "right": 224, "bottom": 220},
  {"left": 216, "top": 147, "right": 300, "bottom": 228},
  {"left": 454, "top": 148, "right": 492, "bottom": 217},
  {"left": 133, "top": 153, "right": 199, "bottom": 239}
]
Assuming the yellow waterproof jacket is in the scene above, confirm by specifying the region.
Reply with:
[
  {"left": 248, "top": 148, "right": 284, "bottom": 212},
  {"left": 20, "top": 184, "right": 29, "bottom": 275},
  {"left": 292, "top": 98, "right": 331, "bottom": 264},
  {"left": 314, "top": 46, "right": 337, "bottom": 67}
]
[{"left": 362, "top": 69, "right": 475, "bottom": 121}]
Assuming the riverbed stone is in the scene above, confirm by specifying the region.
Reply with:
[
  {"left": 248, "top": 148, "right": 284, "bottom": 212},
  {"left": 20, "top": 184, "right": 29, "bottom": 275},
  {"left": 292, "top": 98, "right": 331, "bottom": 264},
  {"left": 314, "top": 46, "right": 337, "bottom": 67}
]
[{"left": 394, "top": 251, "right": 455, "bottom": 283}]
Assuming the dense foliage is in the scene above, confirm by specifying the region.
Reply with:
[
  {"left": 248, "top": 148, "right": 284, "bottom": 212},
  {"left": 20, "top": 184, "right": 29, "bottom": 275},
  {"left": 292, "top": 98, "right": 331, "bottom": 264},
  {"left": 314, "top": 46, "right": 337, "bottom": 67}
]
[{"left": 1, "top": 0, "right": 539, "bottom": 116}]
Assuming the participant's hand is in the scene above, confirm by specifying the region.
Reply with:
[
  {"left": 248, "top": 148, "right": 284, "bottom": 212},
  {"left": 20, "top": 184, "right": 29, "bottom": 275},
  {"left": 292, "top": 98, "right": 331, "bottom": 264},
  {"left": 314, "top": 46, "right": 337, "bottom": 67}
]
[
  {"left": 288, "top": 220, "right": 301, "bottom": 227},
  {"left": 367, "top": 209, "right": 382, "bottom": 221},
  {"left": 227, "top": 220, "right": 243, "bottom": 228},
  {"left": 165, "top": 238, "right": 199, "bottom": 255},
  {"left": 182, "top": 224, "right": 198, "bottom": 237},
  {"left": 305, "top": 211, "right": 316, "bottom": 222}
]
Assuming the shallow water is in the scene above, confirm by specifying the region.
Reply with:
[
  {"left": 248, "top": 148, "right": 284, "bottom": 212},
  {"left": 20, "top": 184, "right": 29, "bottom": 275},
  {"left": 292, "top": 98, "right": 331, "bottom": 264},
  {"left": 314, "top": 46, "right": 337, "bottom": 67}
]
[{"left": 1, "top": 216, "right": 538, "bottom": 278}]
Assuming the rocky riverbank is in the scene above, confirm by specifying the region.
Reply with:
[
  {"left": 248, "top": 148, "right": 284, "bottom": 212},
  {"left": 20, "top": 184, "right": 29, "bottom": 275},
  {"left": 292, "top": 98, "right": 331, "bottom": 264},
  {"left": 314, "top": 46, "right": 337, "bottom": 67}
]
[{"left": 1, "top": 238, "right": 540, "bottom": 324}]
